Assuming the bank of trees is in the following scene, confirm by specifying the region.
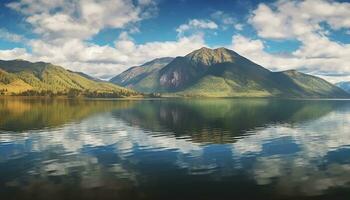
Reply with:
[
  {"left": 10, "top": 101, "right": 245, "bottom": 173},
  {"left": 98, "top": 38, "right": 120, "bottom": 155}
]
[
  {"left": 0, "top": 89, "right": 7, "bottom": 95},
  {"left": 14, "top": 89, "right": 140, "bottom": 98}
]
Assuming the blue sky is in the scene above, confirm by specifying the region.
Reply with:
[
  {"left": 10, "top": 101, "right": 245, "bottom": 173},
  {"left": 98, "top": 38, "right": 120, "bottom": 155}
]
[{"left": 0, "top": 0, "right": 349, "bottom": 82}]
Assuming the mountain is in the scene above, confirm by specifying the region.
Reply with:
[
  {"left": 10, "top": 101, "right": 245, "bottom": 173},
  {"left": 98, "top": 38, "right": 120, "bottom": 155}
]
[
  {"left": 110, "top": 57, "right": 174, "bottom": 93},
  {"left": 336, "top": 82, "right": 350, "bottom": 93},
  {"left": 68, "top": 70, "right": 103, "bottom": 82},
  {"left": 0, "top": 59, "right": 138, "bottom": 97},
  {"left": 111, "top": 47, "right": 348, "bottom": 98}
]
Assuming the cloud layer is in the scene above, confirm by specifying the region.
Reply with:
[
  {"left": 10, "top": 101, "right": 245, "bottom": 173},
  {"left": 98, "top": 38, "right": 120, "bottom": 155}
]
[
  {"left": 231, "top": 0, "right": 350, "bottom": 82},
  {"left": 1, "top": 0, "right": 208, "bottom": 79},
  {"left": 0, "top": 0, "right": 349, "bottom": 82}
]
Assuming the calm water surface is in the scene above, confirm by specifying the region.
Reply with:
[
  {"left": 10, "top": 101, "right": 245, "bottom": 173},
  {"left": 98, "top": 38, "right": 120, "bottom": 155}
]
[{"left": 1, "top": 98, "right": 350, "bottom": 200}]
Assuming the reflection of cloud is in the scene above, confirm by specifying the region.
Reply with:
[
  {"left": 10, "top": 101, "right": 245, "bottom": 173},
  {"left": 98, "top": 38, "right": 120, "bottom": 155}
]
[
  {"left": 1, "top": 112, "right": 203, "bottom": 161},
  {"left": 2, "top": 105, "right": 350, "bottom": 197},
  {"left": 0, "top": 113, "right": 200, "bottom": 155},
  {"left": 232, "top": 111, "right": 350, "bottom": 158},
  {"left": 253, "top": 156, "right": 285, "bottom": 185},
  {"left": 229, "top": 110, "right": 350, "bottom": 196}
]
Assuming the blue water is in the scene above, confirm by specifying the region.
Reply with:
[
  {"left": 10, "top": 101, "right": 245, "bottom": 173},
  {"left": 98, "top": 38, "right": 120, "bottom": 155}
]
[{"left": 1, "top": 98, "right": 350, "bottom": 200}]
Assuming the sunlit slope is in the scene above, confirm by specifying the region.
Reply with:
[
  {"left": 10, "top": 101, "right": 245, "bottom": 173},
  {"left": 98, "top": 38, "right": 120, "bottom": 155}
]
[
  {"left": 0, "top": 60, "right": 136, "bottom": 95},
  {"left": 111, "top": 47, "right": 348, "bottom": 98}
]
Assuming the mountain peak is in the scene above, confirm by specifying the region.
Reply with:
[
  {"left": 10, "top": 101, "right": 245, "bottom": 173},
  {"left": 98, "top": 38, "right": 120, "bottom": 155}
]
[{"left": 185, "top": 47, "right": 238, "bottom": 66}]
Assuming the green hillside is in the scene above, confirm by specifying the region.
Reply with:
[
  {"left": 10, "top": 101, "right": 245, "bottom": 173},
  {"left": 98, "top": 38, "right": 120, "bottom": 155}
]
[
  {"left": 110, "top": 47, "right": 348, "bottom": 98},
  {"left": 0, "top": 60, "right": 139, "bottom": 97},
  {"left": 110, "top": 57, "right": 173, "bottom": 93}
]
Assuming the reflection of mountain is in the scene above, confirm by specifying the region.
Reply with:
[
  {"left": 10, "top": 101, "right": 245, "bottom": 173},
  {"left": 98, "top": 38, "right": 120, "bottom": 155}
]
[
  {"left": 112, "top": 99, "right": 343, "bottom": 143},
  {"left": 0, "top": 97, "right": 135, "bottom": 131},
  {"left": 2, "top": 100, "right": 350, "bottom": 199}
]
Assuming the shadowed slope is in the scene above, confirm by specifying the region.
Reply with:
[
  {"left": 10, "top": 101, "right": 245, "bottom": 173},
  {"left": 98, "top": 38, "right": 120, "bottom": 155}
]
[{"left": 111, "top": 47, "right": 347, "bottom": 98}]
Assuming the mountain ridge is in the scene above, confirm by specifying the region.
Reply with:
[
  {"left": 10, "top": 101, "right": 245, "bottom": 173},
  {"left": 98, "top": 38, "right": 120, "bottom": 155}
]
[
  {"left": 110, "top": 57, "right": 174, "bottom": 93},
  {"left": 336, "top": 81, "right": 350, "bottom": 93},
  {"left": 0, "top": 59, "right": 139, "bottom": 97},
  {"left": 110, "top": 47, "right": 348, "bottom": 98}
]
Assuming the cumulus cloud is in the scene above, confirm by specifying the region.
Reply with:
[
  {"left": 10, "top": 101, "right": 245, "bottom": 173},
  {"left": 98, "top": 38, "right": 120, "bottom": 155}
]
[
  {"left": 211, "top": 10, "right": 243, "bottom": 31},
  {"left": 1, "top": 0, "right": 207, "bottom": 79},
  {"left": 0, "top": 33, "right": 205, "bottom": 79},
  {"left": 176, "top": 19, "right": 218, "bottom": 36},
  {"left": 211, "top": 11, "right": 235, "bottom": 25},
  {"left": 2, "top": 0, "right": 350, "bottom": 82},
  {"left": 231, "top": 34, "right": 350, "bottom": 83},
  {"left": 0, "top": 48, "right": 34, "bottom": 61},
  {"left": 0, "top": 29, "right": 26, "bottom": 43},
  {"left": 232, "top": 35, "right": 300, "bottom": 71},
  {"left": 7, "top": 0, "right": 157, "bottom": 40},
  {"left": 249, "top": 0, "right": 350, "bottom": 40},
  {"left": 235, "top": 0, "right": 350, "bottom": 82},
  {"left": 0, "top": 0, "right": 209, "bottom": 79},
  {"left": 234, "top": 24, "right": 244, "bottom": 31}
]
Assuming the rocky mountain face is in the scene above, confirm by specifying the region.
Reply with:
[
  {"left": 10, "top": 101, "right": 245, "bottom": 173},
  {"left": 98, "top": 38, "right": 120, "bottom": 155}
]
[
  {"left": 111, "top": 47, "right": 348, "bottom": 98},
  {"left": 158, "top": 47, "right": 270, "bottom": 92}
]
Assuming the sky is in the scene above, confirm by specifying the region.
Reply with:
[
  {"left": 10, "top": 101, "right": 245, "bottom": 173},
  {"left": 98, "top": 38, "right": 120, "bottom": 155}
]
[{"left": 0, "top": 0, "right": 349, "bottom": 82}]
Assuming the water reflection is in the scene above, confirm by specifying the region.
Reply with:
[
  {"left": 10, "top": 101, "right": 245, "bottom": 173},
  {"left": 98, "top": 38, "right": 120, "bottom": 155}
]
[
  {"left": 113, "top": 99, "right": 341, "bottom": 143},
  {"left": 1, "top": 98, "right": 350, "bottom": 199},
  {"left": 0, "top": 97, "right": 135, "bottom": 131}
]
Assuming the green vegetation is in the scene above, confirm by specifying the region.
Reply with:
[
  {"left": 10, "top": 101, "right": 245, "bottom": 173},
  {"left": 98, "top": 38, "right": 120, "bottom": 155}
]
[
  {"left": 0, "top": 60, "right": 140, "bottom": 98},
  {"left": 110, "top": 57, "right": 174, "bottom": 93},
  {"left": 1, "top": 47, "right": 347, "bottom": 99},
  {"left": 110, "top": 47, "right": 348, "bottom": 98}
]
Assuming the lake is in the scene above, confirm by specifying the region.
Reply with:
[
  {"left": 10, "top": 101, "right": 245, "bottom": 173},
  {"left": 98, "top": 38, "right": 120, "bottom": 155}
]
[{"left": 1, "top": 97, "right": 350, "bottom": 200}]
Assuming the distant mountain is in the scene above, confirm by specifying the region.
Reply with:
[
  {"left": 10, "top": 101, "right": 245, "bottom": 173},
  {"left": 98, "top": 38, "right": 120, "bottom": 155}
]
[
  {"left": 0, "top": 59, "right": 138, "bottom": 97},
  {"left": 110, "top": 57, "right": 174, "bottom": 93},
  {"left": 111, "top": 47, "right": 348, "bottom": 98},
  {"left": 336, "top": 82, "right": 350, "bottom": 93},
  {"left": 68, "top": 70, "right": 103, "bottom": 82}
]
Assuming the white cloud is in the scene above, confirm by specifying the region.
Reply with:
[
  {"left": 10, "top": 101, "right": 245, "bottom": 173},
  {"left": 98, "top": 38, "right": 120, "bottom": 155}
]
[
  {"left": 1, "top": 0, "right": 208, "bottom": 79},
  {"left": 211, "top": 10, "right": 243, "bottom": 31},
  {"left": 231, "top": 34, "right": 350, "bottom": 83},
  {"left": 2, "top": 0, "right": 350, "bottom": 82},
  {"left": 249, "top": 0, "right": 350, "bottom": 40},
  {"left": 176, "top": 19, "right": 218, "bottom": 36},
  {"left": 231, "top": 35, "right": 300, "bottom": 72},
  {"left": 240, "top": 0, "right": 350, "bottom": 82},
  {"left": 232, "top": 35, "right": 264, "bottom": 55},
  {"left": 0, "top": 29, "right": 26, "bottom": 43},
  {"left": 7, "top": 0, "right": 157, "bottom": 40},
  {"left": 0, "top": 33, "right": 206, "bottom": 79},
  {"left": 0, "top": 48, "right": 33, "bottom": 61},
  {"left": 211, "top": 11, "right": 235, "bottom": 25},
  {"left": 234, "top": 24, "right": 243, "bottom": 31}
]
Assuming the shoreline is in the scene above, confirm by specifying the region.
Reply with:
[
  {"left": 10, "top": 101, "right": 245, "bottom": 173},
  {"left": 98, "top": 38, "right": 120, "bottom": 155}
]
[{"left": 1, "top": 95, "right": 350, "bottom": 101}]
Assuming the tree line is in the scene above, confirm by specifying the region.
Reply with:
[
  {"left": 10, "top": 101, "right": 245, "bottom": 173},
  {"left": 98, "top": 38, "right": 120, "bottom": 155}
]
[
  {"left": 0, "top": 89, "right": 7, "bottom": 95},
  {"left": 0, "top": 89, "right": 141, "bottom": 98}
]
